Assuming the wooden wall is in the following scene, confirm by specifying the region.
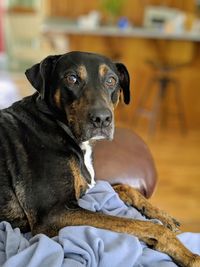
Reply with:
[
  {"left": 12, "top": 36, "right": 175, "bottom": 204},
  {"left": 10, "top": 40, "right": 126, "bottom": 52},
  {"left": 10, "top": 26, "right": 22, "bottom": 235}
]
[
  {"left": 44, "top": 0, "right": 200, "bottom": 130},
  {"left": 45, "top": 0, "right": 196, "bottom": 26}
]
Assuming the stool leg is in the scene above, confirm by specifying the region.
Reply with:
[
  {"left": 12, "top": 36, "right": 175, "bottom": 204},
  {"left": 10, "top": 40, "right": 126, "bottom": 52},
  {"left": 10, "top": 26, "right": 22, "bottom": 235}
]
[
  {"left": 160, "top": 78, "right": 170, "bottom": 130},
  {"left": 134, "top": 78, "right": 157, "bottom": 127},
  {"left": 160, "top": 95, "right": 168, "bottom": 130},
  {"left": 148, "top": 81, "right": 163, "bottom": 137},
  {"left": 171, "top": 79, "right": 187, "bottom": 134}
]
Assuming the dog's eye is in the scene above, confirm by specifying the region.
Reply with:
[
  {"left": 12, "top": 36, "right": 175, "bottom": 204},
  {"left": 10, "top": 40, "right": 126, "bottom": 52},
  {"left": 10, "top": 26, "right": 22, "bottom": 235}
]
[
  {"left": 105, "top": 77, "right": 116, "bottom": 87},
  {"left": 66, "top": 75, "right": 77, "bottom": 85}
]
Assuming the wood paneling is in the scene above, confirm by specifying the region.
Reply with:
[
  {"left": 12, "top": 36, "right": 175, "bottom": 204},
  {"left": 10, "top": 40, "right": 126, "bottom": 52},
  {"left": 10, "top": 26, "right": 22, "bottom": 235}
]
[
  {"left": 45, "top": 0, "right": 98, "bottom": 19},
  {"left": 44, "top": 0, "right": 196, "bottom": 25}
]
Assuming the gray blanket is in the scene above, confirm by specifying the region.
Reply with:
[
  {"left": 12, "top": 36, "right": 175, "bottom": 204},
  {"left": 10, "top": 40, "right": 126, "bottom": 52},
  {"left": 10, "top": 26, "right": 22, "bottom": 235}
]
[{"left": 1, "top": 181, "right": 200, "bottom": 267}]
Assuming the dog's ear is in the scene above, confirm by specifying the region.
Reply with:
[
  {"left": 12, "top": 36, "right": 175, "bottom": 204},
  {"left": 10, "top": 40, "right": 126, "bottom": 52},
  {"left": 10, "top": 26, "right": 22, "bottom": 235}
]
[
  {"left": 25, "top": 55, "right": 61, "bottom": 99},
  {"left": 115, "top": 63, "right": 130, "bottom": 104}
]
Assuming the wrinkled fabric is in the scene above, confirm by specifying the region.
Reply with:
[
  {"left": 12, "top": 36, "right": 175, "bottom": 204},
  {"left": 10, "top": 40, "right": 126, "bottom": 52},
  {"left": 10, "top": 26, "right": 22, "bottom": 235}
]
[{"left": 0, "top": 181, "right": 199, "bottom": 267}]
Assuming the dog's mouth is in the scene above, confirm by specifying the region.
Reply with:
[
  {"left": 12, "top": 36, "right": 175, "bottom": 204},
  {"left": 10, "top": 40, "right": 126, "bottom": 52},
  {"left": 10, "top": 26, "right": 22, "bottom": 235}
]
[
  {"left": 91, "top": 128, "right": 113, "bottom": 140},
  {"left": 83, "top": 125, "right": 114, "bottom": 142}
]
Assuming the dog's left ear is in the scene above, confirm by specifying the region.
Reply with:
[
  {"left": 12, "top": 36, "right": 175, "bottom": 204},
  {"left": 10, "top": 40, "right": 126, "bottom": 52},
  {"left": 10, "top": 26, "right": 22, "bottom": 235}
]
[
  {"left": 115, "top": 63, "right": 130, "bottom": 104},
  {"left": 25, "top": 54, "right": 61, "bottom": 99}
]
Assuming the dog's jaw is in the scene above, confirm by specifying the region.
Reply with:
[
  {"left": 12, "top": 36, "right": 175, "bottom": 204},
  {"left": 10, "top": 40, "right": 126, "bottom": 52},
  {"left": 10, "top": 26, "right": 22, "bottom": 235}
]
[{"left": 80, "top": 141, "right": 96, "bottom": 190}]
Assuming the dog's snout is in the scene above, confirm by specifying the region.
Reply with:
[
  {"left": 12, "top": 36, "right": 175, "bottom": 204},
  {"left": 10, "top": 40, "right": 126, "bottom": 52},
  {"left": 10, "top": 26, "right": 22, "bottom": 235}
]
[{"left": 89, "top": 108, "right": 112, "bottom": 128}]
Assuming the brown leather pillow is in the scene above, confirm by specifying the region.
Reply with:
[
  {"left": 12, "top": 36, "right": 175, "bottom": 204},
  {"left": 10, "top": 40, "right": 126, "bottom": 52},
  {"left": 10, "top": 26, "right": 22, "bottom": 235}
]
[{"left": 93, "top": 128, "right": 157, "bottom": 198}]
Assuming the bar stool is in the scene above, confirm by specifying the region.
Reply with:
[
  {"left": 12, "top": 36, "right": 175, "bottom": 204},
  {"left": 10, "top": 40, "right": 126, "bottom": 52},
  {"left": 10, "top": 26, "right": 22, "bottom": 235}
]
[{"left": 134, "top": 60, "right": 187, "bottom": 137}]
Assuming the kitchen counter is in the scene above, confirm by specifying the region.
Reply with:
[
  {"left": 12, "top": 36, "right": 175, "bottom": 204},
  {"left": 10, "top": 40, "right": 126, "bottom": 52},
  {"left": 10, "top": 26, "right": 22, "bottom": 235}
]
[{"left": 42, "top": 18, "right": 200, "bottom": 42}]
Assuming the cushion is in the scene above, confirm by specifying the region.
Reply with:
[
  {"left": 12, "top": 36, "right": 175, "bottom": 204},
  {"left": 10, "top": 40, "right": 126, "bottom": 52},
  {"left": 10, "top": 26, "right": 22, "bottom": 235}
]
[{"left": 93, "top": 128, "right": 157, "bottom": 198}]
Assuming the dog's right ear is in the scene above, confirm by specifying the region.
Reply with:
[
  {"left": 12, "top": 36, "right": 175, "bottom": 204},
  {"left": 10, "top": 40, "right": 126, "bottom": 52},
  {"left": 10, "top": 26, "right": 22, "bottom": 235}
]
[{"left": 25, "top": 55, "right": 61, "bottom": 99}]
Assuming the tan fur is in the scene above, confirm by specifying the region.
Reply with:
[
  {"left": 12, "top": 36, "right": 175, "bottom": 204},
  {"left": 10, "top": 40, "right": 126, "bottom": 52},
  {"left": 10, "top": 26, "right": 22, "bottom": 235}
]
[
  {"left": 69, "top": 157, "right": 88, "bottom": 200},
  {"left": 113, "top": 91, "right": 120, "bottom": 107},
  {"left": 3, "top": 192, "right": 25, "bottom": 221},
  {"left": 99, "top": 64, "right": 109, "bottom": 77},
  {"left": 78, "top": 65, "right": 87, "bottom": 80},
  {"left": 65, "top": 88, "right": 91, "bottom": 139},
  {"left": 54, "top": 88, "right": 61, "bottom": 108}
]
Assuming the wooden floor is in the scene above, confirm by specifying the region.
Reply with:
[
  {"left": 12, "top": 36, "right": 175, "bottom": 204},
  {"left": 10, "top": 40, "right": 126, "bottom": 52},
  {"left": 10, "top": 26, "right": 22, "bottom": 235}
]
[
  {"left": 133, "top": 126, "right": 200, "bottom": 233},
  {"left": 2, "top": 72, "right": 200, "bottom": 234}
]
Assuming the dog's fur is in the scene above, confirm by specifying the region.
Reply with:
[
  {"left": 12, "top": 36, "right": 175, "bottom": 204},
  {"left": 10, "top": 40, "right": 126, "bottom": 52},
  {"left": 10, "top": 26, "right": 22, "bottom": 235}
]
[{"left": 0, "top": 52, "right": 199, "bottom": 267}]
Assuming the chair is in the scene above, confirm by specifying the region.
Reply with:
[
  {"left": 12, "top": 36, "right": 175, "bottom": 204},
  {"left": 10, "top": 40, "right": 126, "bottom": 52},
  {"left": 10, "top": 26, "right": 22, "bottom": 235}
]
[
  {"left": 93, "top": 127, "right": 157, "bottom": 198},
  {"left": 133, "top": 60, "right": 187, "bottom": 137}
]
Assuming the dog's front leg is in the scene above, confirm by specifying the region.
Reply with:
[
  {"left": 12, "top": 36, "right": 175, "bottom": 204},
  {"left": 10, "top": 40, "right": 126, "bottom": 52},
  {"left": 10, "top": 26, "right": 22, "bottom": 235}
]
[
  {"left": 33, "top": 207, "right": 200, "bottom": 267},
  {"left": 113, "top": 184, "right": 180, "bottom": 232}
]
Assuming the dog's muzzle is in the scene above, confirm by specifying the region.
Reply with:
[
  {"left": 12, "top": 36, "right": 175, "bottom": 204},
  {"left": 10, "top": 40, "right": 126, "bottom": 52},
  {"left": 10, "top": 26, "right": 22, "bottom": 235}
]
[{"left": 88, "top": 108, "right": 113, "bottom": 140}]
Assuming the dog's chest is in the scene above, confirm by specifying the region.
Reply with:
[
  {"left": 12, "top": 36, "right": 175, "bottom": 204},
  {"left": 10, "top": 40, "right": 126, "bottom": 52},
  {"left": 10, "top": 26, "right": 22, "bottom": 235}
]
[{"left": 80, "top": 141, "right": 95, "bottom": 189}]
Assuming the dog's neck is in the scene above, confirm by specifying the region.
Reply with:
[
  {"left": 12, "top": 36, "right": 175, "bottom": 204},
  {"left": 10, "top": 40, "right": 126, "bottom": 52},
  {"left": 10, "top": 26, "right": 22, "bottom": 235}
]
[
  {"left": 56, "top": 120, "right": 77, "bottom": 143},
  {"left": 36, "top": 97, "right": 96, "bottom": 189},
  {"left": 57, "top": 120, "right": 96, "bottom": 189}
]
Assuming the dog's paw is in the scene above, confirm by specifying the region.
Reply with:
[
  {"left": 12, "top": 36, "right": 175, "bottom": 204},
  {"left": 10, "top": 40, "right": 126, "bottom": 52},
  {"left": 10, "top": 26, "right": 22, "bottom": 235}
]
[
  {"left": 159, "top": 213, "right": 181, "bottom": 233},
  {"left": 190, "top": 254, "right": 200, "bottom": 267},
  {"left": 141, "top": 205, "right": 180, "bottom": 232},
  {"left": 113, "top": 184, "right": 181, "bottom": 232},
  {"left": 138, "top": 205, "right": 180, "bottom": 232}
]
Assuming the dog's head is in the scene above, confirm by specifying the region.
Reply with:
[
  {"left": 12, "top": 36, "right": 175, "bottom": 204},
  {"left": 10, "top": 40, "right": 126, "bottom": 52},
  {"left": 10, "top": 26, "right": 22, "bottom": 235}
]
[{"left": 25, "top": 51, "right": 130, "bottom": 142}]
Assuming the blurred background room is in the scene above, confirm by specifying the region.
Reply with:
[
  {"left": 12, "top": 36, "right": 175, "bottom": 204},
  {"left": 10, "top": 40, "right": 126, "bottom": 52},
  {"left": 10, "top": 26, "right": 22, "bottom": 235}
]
[{"left": 0, "top": 0, "right": 200, "bottom": 232}]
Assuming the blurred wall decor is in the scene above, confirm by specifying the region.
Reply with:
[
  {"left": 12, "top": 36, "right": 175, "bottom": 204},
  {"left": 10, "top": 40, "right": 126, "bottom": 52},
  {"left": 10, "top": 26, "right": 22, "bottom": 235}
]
[{"left": 3, "top": 0, "right": 54, "bottom": 70}]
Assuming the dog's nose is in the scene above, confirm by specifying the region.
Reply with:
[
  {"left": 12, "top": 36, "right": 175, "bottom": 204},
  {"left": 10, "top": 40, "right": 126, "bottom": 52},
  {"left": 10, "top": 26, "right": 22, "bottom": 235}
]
[{"left": 89, "top": 108, "right": 112, "bottom": 128}]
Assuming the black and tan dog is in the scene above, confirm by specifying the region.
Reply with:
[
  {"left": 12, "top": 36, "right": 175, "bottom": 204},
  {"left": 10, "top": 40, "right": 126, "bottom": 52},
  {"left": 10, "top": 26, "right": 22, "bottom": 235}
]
[{"left": 0, "top": 51, "right": 199, "bottom": 266}]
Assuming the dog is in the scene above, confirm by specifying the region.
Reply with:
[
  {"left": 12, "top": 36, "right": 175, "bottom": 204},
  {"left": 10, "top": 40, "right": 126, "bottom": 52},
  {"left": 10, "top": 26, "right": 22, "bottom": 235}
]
[{"left": 0, "top": 51, "right": 199, "bottom": 267}]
